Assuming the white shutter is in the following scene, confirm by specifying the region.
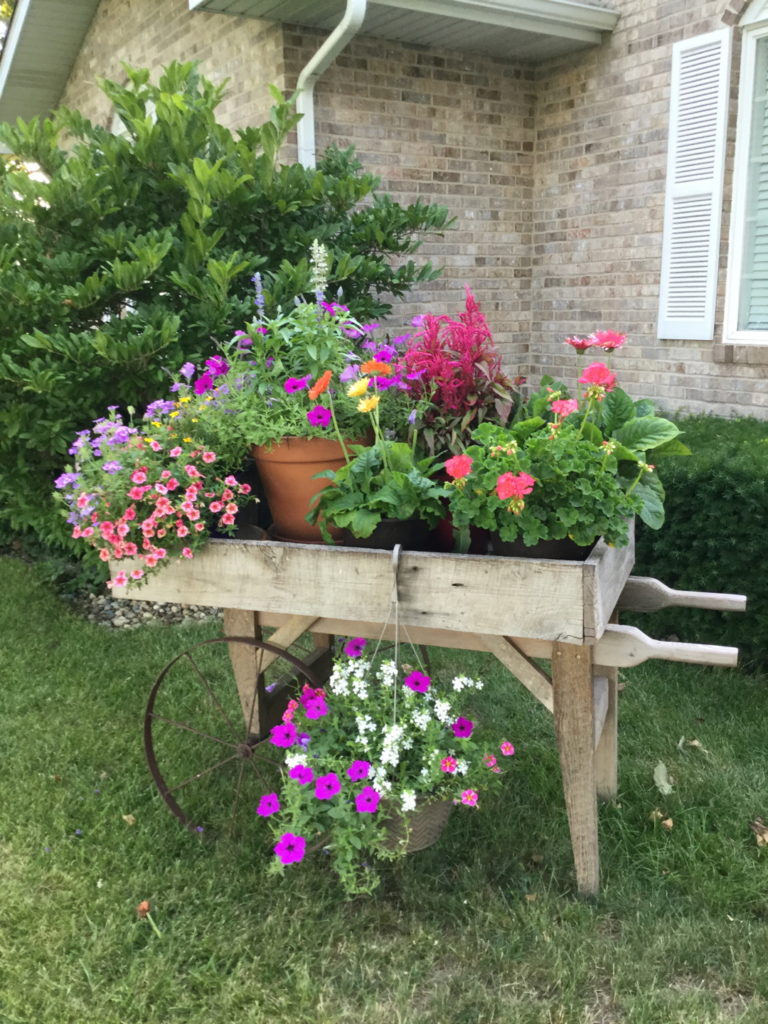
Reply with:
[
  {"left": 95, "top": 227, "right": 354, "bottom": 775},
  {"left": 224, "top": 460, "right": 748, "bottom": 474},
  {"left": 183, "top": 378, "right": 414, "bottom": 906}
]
[
  {"left": 657, "top": 30, "right": 731, "bottom": 341},
  {"left": 739, "top": 38, "right": 768, "bottom": 329}
]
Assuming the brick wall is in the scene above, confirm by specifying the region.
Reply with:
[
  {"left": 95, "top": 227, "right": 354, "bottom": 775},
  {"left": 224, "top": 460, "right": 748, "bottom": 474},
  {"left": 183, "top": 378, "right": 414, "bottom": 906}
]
[{"left": 529, "top": 0, "right": 768, "bottom": 417}]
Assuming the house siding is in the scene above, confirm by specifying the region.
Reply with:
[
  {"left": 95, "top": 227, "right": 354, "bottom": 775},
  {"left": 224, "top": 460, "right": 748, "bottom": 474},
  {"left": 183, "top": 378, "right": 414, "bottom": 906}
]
[{"left": 57, "top": 0, "right": 768, "bottom": 417}]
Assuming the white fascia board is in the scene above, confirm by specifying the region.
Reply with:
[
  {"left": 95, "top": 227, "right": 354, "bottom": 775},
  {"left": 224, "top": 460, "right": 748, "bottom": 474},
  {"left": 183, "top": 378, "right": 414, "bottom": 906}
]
[{"left": 378, "top": 0, "right": 618, "bottom": 36}]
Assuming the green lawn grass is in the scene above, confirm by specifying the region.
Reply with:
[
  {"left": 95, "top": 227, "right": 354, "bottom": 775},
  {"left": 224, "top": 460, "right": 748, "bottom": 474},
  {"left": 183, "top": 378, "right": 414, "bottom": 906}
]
[{"left": 1, "top": 555, "right": 767, "bottom": 1024}]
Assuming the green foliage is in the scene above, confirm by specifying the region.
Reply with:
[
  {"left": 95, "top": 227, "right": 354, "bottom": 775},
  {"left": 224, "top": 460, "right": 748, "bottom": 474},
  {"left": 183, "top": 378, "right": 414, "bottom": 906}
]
[
  {"left": 633, "top": 414, "right": 768, "bottom": 671},
  {"left": 308, "top": 441, "right": 447, "bottom": 541},
  {"left": 0, "top": 61, "right": 450, "bottom": 550}
]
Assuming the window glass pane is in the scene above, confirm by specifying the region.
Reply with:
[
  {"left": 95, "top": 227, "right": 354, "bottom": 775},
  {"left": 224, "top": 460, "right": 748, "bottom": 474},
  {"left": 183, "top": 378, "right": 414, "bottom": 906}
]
[{"left": 739, "top": 36, "right": 768, "bottom": 330}]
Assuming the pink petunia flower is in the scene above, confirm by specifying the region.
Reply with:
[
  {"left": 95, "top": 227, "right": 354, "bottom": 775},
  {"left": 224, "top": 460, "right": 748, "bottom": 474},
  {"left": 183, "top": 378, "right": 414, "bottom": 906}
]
[
  {"left": 343, "top": 637, "right": 367, "bottom": 658},
  {"left": 269, "top": 722, "right": 298, "bottom": 748},
  {"left": 256, "top": 793, "right": 281, "bottom": 817},
  {"left": 303, "top": 695, "right": 328, "bottom": 720},
  {"left": 355, "top": 786, "right": 381, "bottom": 814},
  {"left": 273, "top": 832, "right": 306, "bottom": 865},
  {"left": 404, "top": 670, "right": 431, "bottom": 693},
  {"left": 451, "top": 717, "right": 474, "bottom": 739},
  {"left": 314, "top": 772, "right": 341, "bottom": 800},
  {"left": 288, "top": 764, "right": 314, "bottom": 786},
  {"left": 347, "top": 760, "right": 371, "bottom": 781},
  {"left": 307, "top": 405, "right": 332, "bottom": 428}
]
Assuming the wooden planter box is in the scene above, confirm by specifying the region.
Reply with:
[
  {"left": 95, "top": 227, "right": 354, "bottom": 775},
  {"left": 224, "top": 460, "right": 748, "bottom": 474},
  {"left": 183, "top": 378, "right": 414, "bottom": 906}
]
[{"left": 112, "top": 525, "right": 635, "bottom": 646}]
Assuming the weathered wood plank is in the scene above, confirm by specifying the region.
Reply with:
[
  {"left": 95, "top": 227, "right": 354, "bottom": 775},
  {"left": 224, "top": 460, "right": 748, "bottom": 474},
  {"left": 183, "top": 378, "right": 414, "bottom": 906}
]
[
  {"left": 481, "top": 634, "right": 553, "bottom": 712},
  {"left": 583, "top": 521, "right": 635, "bottom": 641},
  {"left": 592, "top": 675, "right": 609, "bottom": 753},
  {"left": 552, "top": 642, "right": 599, "bottom": 897},
  {"left": 113, "top": 539, "right": 592, "bottom": 642},
  {"left": 618, "top": 576, "right": 747, "bottom": 614}
]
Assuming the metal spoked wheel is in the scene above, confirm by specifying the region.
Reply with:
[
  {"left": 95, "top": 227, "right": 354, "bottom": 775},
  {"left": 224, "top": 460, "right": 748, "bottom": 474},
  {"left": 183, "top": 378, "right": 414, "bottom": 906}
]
[{"left": 144, "top": 636, "right": 323, "bottom": 836}]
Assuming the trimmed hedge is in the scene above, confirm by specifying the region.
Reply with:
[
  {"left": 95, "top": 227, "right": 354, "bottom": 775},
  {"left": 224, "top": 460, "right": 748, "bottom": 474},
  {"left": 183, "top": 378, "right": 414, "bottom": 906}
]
[{"left": 633, "top": 415, "right": 768, "bottom": 672}]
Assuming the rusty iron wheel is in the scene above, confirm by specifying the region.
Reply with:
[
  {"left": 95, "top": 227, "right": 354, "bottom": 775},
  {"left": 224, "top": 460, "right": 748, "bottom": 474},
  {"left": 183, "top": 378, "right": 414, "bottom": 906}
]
[{"left": 144, "top": 636, "right": 322, "bottom": 835}]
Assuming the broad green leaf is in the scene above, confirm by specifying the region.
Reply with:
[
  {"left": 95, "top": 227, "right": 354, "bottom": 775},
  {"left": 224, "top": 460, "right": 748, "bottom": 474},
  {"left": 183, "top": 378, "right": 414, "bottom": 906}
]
[
  {"left": 614, "top": 416, "right": 680, "bottom": 454},
  {"left": 601, "top": 388, "right": 636, "bottom": 434},
  {"left": 653, "top": 761, "right": 673, "bottom": 796},
  {"left": 633, "top": 472, "right": 665, "bottom": 530},
  {"left": 652, "top": 437, "right": 691, "bottom": 457}
]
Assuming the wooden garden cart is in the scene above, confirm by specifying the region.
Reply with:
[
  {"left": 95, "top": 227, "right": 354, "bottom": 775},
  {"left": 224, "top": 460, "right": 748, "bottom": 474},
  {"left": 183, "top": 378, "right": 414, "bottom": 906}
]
[{"left": 113, "top": 525, "right": 745, "bottom": 896}]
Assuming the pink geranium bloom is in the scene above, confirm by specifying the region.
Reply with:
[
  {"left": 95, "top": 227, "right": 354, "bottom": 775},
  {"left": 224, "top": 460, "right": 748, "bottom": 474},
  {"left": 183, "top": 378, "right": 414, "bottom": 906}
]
[
  {"left": 590, "top": 329, "right": 627, "bottom": 351},
  {"left": 550, "top": 398, "right": 579, "bottom": 418},
  {"left": 496, "top": 472, "right": 535, "bottom": 501},
  {"left": 444, "top": 453, "right": 473, "bottom": 479},
  {"left": 564, "top": 335, "right": 595, "bottom": 353},
  {"left": 578, "top": 362, "right": 617, "bottom": 391}
]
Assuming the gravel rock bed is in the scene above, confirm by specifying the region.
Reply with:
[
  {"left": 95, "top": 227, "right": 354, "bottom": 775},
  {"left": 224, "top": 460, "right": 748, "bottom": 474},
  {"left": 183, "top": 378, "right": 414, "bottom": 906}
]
[{"left": 76, "top": 592, "right": 222, "bottom": 630}]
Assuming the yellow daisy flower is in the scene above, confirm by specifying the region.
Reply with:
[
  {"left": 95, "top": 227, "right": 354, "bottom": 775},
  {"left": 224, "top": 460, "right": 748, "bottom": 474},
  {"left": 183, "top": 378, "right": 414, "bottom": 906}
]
[
  {"left": 347, "top": 377, "right": 370, "bottom": 398},
  {"left": 357, "top": 395, "right": 380, "bottom": 413}
]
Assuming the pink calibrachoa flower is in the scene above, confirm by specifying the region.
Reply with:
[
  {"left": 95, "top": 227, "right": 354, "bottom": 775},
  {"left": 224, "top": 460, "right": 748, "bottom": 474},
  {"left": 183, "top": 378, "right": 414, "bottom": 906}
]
[
  {"left": 256, "top": 793, "right": 281, "bottom": 817},
  {"left": 441, "top": 756, "right": 458, "bottom": 774},
  {"left": 461, "top": 789, "right": 479, "bottom": 807},
  {"left": 169, "top": 447, "right": 183, "bottom": 457},
  {"left": 550, "top": 398, "right": 579, "bottom": 418},
  {"left": 130, "top": 569, "right": 144, "bottom": 581},
  {"left": 315, "top": 773, "right": 341, "bottom": 800},
  {"left": 355, "top": 786, "right": 381, "bottom": 814},
  {"left": 483, "top": 753, "right": 497, "bottom": 768},
  {"left": 404, "top": 670, "right": 431, "bottom": 693},
  {"left": 269, "top": 722, "right": 298, "bottom": 748},
  {"left": 444, "top": 453, "right": 473, "bottom": 480},
  {"left": 564, "top": 335, "right": 595, "bottom": 353},
  {"left": 110, "top": 571, "right": 128, "bottom": 588},
  {"left": 451, "top": 717, "right": 474, "bottom": 739},
  {"left": 347, "top": 760, "right": 371, "bottom": 781},
  {"left": 130, "top": 470, "right": 147, "bottom": 484},
  {"left": 181, "top": 547, "right": 193, "bottom": 558},
  {"left": 343, "top": 637, "right": 367, "bottom": 657},
  {"left": 288, "top": 764, "right": 314, "bottom": 785},
  {"left": 500, "top": 741, "right": 516, "bottom": 756},
  {"left": 495, "top": 472, "right": 535, "bottom": 501},
  {"left": 590, "top": 329, "right": 627, "bottom": 351},
  {"left": 578, "top": 362, "right": 617, "bottom": 393},
  {"left": 273, "top": 832, "right": 306, "bottom": 865},
  {"left": 202, "top": 451, "right": 217, "bottom": 464}
]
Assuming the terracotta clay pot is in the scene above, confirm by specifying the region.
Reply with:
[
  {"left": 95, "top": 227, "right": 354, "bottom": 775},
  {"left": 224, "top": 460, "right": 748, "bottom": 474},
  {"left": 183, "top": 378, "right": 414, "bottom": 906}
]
[{"left": 250, "top": 437, "right": 355, "bottom": 543}]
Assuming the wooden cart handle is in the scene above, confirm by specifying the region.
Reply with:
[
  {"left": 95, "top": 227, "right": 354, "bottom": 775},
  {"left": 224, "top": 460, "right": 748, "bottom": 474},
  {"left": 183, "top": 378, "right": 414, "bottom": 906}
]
[
  {"left": 595, "top": 624, "right": 739, "bottom": 668},
  {"left": 618, "top": 576, "right": 747, "bottom": 614}
]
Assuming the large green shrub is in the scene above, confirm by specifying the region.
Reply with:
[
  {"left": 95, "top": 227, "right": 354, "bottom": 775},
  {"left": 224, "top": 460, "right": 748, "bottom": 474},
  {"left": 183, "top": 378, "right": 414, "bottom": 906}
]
[
  {"left": 0, "top": 62, "right": 450, "bottom": 550},
  {"left": 633, "top": 415, "right": 768, "bottom": 671}
]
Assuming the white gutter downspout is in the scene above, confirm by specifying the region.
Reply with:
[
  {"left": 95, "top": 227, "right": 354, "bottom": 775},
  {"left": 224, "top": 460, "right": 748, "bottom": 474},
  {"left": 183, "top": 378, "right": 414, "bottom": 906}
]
[{"left": 295, "top": 0, "right": 367, "bottom": 168}]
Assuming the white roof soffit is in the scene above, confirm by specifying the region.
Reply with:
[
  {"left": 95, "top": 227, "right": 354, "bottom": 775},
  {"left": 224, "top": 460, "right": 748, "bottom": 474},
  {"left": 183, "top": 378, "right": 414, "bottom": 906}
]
[
  {"left": 189, "top": 0, "right": 619, "bottom": 61},
  {"left": 0, "top": 0, "right": 101, "bottom": 124}
]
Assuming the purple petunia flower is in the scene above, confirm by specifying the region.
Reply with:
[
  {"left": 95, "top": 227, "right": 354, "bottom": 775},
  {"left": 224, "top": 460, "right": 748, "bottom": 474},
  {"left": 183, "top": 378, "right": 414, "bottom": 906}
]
[
  {"left": 194, "top": 372, "right": 214, "bottom": 395},
  {"left": 284, "top": 375, "right": 312, "bottom": 394},
  {"left": 375, "top": 345, "right": 396, "bottom": 362},
  {"left": 347, "top": 760, "right": 371, "bottom": 782},
  {"left": 206, "top": 355, "right": 229, "bottom": 377},
  {"left": 314, "top": 772, "right": 341, "bottom": 800},
  {"left": 451, "top": 717, "right": 474, "bottom": 739},
  {"left": 54, "top": 472, "right": 81, "bottom": 490},
  {"left": 273, "top": 832, "right": 306, "bottom": 865},
  {"left": 306, "top": 406, "right": 332, "bottom": 428},
  {"left": 180, "top": 362, "right": 196, "bottom": 380},
  {"left": 256, "top": 793, "right": 281, "bottom": 817},
  {"left": 404, "top": 670, "right": 431, "bottom": 694},
  {"left": 354, "top": 786, "right": 381, "bottom": 814},
  {"left": 297, "top": 732, "right": 311, "bottom": 750},
  {"left": 102, "top": 461, "right": 122, "bottom": 474},
  {"left": 303, "top": 695, "right": 328, "bottom": 719},
  {"left": 144, "top": 399, "right": 176, "bottom": 418},
  {"left": 343, "top": 637, "right": 367, "bottom": 658},
  {"left": 339, "top": 364, "right": 359, "bottom": 383},
  {"left": 288, "top": 764, "right": 314, "bottom": 785},
  {"left": 269, "top": 722, "right": 298, "bottom": 748}
]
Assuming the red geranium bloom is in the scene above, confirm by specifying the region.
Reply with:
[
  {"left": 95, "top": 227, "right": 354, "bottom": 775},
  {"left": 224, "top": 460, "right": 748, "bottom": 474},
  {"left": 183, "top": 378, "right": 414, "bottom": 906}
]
[
  {"left": 578, "top": 362, "right": 617, "bottom": 391},
  {"left": 495, "top": 472, "right": 535, "bottom": 501},
  {"left": 444, "top": 454, "right": 473, "bottom": 479}
]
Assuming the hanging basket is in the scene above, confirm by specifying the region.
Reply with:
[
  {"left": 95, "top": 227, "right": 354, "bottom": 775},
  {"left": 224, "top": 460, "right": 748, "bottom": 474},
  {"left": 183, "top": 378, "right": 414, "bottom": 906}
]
[{"left": 381, "top": 798, "right": 453, "bottom": 854}]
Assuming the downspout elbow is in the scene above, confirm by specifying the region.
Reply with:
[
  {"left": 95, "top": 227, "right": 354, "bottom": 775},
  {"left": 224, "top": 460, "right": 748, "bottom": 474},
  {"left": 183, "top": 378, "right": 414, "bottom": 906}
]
[{"left": 296, "top": 0, "right": 367, "bottom": 168}]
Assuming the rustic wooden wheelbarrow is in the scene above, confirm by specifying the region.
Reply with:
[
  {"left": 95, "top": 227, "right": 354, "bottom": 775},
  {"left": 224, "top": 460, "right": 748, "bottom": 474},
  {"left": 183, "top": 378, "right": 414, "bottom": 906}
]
[{"left": 113, "top": 525, "right": 745, "bottom": 895}]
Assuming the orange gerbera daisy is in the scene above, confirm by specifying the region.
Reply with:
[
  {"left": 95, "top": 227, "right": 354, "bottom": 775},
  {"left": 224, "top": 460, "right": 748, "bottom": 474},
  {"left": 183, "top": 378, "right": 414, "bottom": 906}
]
[
  {"left": 360, "top": 359, "right": 392, "bottom": 376},
  {"left": 308, "top": 370, "right": 333, "bottom": 400}
]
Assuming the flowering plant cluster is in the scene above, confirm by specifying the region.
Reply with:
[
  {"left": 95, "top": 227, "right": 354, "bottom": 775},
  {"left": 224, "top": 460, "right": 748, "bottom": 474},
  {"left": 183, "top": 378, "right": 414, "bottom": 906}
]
[
  {"left": 260, "top": 642, "right": 514, "bottom": 895},
  {"left": 54, "top": 409, "right": 254, "bottom": 588},
  {"left": 444, "top": 333, "right": 687, "bottom": 551}
]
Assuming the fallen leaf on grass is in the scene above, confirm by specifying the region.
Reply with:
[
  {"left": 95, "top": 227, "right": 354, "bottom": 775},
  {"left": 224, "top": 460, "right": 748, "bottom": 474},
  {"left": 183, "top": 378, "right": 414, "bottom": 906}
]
[
  {"left": 654, "top": 761, "right": 673, "bottom": 796},
  {"left": 649, "top": 808, "right": 665, "bottom": 822},
  {"left": 676, "top": 736, "right": 709, "bottom": 755},
  {"left": 749, "top": 817, "right": 768, "bottom": 847},
  {"left": 661, "top": 817, "right": 674, "bottom": 830},
  {"left": 121, "top": 814, "right": 136, "bottom": 826}
]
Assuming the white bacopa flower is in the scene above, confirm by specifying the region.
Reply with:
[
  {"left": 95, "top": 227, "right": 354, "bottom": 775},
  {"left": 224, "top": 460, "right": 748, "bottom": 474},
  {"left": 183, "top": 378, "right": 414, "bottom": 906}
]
[
  {"left": 456, "top": 759, "right": 469, "bottom": 775},
  {"left": 434, "top": 699, "right": 452, "bottom": 724},
  {"left": 412, "top": 710, "right": 431, "bottom": 731},
  {"left": 285, "top": 752, "right": 308, "bottom": 769},
  {"left": 379, "top": 660, "right": 398, "bottom": 687},
  {"left": 401, "top": 790, "right": 417, "bottom": 813}
]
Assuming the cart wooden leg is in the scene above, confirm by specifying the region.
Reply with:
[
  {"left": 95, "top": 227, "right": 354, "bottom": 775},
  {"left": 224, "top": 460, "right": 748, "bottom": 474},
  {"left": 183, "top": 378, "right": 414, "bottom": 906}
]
[
  {"left": 552, "top": 641, "right": 599, "bottom": 897},
  {"left": 222, "top": 608, "right": 269, "bottom": 735},
  {"left": 594, "top": 664, "right": 618, "bottom": 801}
]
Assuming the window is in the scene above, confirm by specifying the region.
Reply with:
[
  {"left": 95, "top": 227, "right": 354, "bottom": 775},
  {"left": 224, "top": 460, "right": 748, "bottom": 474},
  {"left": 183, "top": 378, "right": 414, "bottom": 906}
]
[
  {"left": 657, "top": 29, "right": 731, "bottom": 342},
  {"left": 724, "top": 1, "right": 768, "bottom": 344}
]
